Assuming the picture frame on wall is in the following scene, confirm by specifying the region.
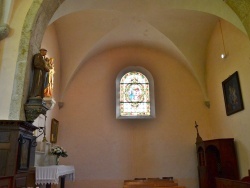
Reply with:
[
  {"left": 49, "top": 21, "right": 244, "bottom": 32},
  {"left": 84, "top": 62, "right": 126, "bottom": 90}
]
[
  {"left": 222, "top": 71, "right": 244, "bottom": 116},
  {"left": 50, "top": 118, "right": 59, "bottom": 143}
]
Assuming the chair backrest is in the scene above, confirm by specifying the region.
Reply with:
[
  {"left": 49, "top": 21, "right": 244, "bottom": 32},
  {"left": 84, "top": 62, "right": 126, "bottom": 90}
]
[
  {"left": 242, "top": 176, "right": 250, "bottom": 183},
  {"left": 241, "top": 170, "right": 250, "bottom": 183}
]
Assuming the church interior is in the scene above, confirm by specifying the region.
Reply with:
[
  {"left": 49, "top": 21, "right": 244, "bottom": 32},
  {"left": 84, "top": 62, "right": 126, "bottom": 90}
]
[{"left": 1, "top": 0, "right": 250, "bottom": 188}]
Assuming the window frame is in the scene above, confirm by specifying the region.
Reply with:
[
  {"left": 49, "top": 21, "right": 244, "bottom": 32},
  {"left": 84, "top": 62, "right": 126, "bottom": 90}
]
[{"left": 116, "top": 66, "right": 155, "bottom": 119}]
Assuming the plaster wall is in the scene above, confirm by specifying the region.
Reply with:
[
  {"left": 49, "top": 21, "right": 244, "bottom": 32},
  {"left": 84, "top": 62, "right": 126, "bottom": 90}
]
[
  {"left": 1, "top": 1, "right": 249, "bottom": 188},
  {"left": 57, "top": 46, "right": 211, "bottom": 188},
  {"left": 0, "top": 0, "right": 32, "bottom": 119},
  {"left": 207, "top": 19, "right": 250, "bottom": 177}
]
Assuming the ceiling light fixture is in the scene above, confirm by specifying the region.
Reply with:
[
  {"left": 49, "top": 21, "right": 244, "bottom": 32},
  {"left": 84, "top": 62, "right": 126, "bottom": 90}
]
[{"left": 219, "top": 19, "right": 228, "bottom": 59}]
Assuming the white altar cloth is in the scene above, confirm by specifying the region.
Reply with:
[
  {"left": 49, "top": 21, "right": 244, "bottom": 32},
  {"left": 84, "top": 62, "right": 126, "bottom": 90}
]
[{"left": 36, "top": 165, "right": 75, "bottom": 185}]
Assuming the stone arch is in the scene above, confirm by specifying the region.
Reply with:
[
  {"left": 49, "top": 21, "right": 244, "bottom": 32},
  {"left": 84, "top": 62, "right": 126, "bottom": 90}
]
[{"left": 9, "top": 0, "right": 65, "bottom": 120}]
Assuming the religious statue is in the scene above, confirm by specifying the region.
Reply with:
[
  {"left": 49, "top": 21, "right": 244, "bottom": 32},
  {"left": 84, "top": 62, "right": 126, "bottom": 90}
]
[
  {"left": 25, "top": 49, "right": 56, "bottom": 122},
  {"left": 44, "top": 57, "right": 55, "bottom": 97},
  {"left": 29, "top": 49, "right": 50, "bottom": 98}
]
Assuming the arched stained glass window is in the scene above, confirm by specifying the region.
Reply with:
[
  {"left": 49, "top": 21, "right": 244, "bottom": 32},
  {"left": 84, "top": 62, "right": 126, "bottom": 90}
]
[{"left": 116, "top": 66, "right": 155, "bottom": 119}]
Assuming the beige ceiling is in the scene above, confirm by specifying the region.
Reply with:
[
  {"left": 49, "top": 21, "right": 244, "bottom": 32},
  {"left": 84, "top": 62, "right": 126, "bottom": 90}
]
[{"left": 48, "top": 0, "right": 247, "bottom": 103}]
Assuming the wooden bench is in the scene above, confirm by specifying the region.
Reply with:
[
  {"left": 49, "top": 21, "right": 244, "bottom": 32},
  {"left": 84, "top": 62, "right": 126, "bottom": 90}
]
[
  {"left": 216, "top": 170, "right": 250, "bottom": 188},
  {"left": 123, "top": 178, "right": 185, "bottom": 188},
  {"left": 216, "top": 178, "right": 250, "bottom": 188}
]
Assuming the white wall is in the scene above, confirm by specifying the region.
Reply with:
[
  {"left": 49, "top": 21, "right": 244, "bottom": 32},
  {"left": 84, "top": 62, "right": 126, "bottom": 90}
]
[
  {"left": 56, "top": 46, "right": 211, "bottom": 188},
  {"left": 1, "top": 1, "right": 250, "bottom": 188},
  {"left": 207, "top": 19, "right": 250, "bottom": 177}
]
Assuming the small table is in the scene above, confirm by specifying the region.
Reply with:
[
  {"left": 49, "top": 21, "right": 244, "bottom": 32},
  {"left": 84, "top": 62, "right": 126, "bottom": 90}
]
[{"left": 35, "top": 165, "right": 75, "bottom": 188}]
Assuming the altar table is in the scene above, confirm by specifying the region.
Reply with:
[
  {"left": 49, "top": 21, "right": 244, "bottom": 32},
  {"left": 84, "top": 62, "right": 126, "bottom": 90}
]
[{"left": 35, "top": 165, "right": 75, "bottom": 188}]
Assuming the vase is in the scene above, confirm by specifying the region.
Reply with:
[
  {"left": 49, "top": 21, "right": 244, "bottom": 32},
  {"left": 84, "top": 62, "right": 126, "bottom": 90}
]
[{"left": 56, "top": 156, "right": 60, "bottom": 165}]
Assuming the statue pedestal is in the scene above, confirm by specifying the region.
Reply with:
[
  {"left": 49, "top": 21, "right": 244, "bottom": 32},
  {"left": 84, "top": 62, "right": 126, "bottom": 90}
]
[
  {"left": 43, "top": 97, "right": 56, "bottom": 110},
  {"left": 24, "top": 98, "right": 49, "bottom": 122},
  {"left": 24, "top": 97, "right": 56, "bottom": 122}
]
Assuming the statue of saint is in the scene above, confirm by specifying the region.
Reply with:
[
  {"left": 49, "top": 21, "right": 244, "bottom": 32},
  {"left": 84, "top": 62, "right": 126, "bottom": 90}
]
[
  {"left": 29, "top": 49, "right": 50, "bottom": 98},
  {"left": 44, "top": 58, "right": 55, "bottom": 97}
]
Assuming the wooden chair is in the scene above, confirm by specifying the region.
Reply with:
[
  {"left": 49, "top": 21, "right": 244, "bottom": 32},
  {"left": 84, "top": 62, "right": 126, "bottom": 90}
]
[{"left": 241, "top": 170, "right": 250, "bottom": 183}]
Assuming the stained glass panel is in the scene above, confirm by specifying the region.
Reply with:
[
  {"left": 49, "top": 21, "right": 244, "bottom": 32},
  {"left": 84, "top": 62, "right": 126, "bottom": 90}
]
[{"left": 120, "top": 71, "right": 150, "bottom": 116}]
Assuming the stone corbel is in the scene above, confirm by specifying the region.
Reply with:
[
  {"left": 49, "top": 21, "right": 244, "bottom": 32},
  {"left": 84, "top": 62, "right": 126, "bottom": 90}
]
[
  {"left": 0, "top": 23, "right": 10, "bottom": 40},
  {"left": 204, "top": 101, "right": 210, "bottom": 108},
  {"left": 24, "top": 98, "right": 49, "bottom": 122},
  {"left": 58, "top": 102, "right": 64, "bottom": 109},
  {"left": 43, "top": 97, "right": 56, "bottom": 110}
]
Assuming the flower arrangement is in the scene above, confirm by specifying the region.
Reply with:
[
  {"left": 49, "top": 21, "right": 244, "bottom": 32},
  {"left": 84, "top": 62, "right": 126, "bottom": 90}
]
[
  {"left": 50, "top": 145, "right": 68, "bottom": 165},
  {"left": 51, "top": 145, "right": 68, "bottom": 157}
]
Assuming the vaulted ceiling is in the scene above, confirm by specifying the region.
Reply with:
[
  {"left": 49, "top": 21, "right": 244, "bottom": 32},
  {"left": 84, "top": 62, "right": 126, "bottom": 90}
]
[{"left": 47, "top": 0, "right": 249, "bottom": 103}]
